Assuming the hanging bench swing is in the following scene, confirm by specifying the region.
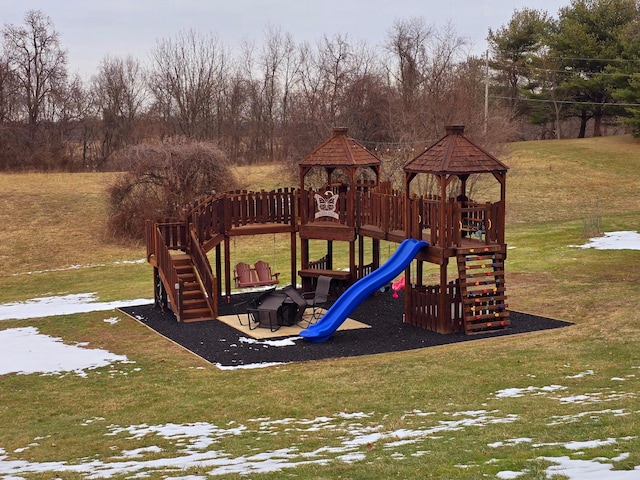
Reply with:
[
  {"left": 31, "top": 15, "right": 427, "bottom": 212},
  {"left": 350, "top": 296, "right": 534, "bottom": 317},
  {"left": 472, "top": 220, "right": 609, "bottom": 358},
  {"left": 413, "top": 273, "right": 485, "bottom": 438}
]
[{"left": 233, "top": 235, "right": 281, "bottom": 288}]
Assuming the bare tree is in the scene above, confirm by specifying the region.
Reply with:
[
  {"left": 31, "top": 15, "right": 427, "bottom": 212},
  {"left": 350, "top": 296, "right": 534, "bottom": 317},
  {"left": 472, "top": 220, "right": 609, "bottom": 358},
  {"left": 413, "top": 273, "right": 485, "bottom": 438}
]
[
  {"left": 148, "top": 29, "right": 228, "bottom": 140},
  {"left": 386, "top": 18, "right": 432, "bottom": 115},
  {"left": 241, "top": 25, "right": 301, "bottom": 163},
  {"left": 107, "top": 139, "right": 238, "bottom": 239},
  {"left": 1, "top": 10, "right": 72, "bottom": 169},
  {"left": 338, "top": 40, "right": 391, "bottom": 142},
  {"left": 292, "top": 34, "right": 355, "bottom": 138},
  {"left": 218, "top": 65, "right": 250, "bottom": 163},
  {"left": 420, "top": 23, "right": 471, "bottom": 134},
  {"left": 92, "top": 55, "right": 148, "bottom": 164},
  {"left": 0, "top": 54, "right": 19, "bottom": 122},
  {"left": 0, "top": 54, "right": 21, "bottom": 169},
  {"left": 384, "top": 18, "right": 481, "bottom": 142},
  {"left": 2, "top": 10, "right": 67, "bottom": 127}
]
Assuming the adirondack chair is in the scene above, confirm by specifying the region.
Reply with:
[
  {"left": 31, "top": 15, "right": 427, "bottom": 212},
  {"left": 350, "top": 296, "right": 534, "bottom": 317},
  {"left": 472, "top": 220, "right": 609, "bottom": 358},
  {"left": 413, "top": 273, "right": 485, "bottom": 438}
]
[
  {"left": 234, "top": 262, "right": 257, "bottom": 288},
  {"left": 254, "top": 261, "right": 280, "bottom": 286},
  {"left": 234, "top": 261, "right": 280, "bottom": 288}
]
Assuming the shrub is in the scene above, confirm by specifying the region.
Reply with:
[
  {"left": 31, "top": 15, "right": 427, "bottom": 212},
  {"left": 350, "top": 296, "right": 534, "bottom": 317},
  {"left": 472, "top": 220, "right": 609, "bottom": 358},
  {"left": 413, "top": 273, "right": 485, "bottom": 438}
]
[{"left": 107, "top": 139, "right": 238, "bottom": 240}]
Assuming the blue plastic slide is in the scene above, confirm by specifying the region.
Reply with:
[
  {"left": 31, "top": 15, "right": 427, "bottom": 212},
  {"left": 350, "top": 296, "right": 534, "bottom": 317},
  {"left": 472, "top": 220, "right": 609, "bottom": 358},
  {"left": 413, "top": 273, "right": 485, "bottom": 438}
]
[{"left": 299, "top": 238, "right": 429, "bottom": 343}]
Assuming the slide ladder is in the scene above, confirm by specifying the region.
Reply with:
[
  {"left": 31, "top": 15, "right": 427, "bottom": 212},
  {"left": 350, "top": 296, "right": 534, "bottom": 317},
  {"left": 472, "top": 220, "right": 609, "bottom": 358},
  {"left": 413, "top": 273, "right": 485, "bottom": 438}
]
[{"left": 456, "top": 247, "right": 509, "bottom": 334}]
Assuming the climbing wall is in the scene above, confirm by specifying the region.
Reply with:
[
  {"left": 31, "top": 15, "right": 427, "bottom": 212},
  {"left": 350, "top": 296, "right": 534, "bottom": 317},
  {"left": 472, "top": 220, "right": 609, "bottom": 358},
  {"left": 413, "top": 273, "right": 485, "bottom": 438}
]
[{"left": 456, "top": 247, "right": 510, "bottom": 334}]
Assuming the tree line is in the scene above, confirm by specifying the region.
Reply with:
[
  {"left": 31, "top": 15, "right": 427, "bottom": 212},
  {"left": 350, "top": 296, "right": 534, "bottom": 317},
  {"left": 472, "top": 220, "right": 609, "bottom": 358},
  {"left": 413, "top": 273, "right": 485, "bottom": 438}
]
[
  {"left": 489, "top": 0, "right": 640, "bottom": 140},
  {"left": 1, "top": 1, "right": 639, "bottom": 172}
]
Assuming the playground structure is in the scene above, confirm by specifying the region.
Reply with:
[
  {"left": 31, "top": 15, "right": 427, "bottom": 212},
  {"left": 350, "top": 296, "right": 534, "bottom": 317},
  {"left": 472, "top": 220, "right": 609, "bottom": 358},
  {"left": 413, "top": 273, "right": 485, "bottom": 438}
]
[{"left": 146, "top": 125, "right": 510, "bottom": 335}]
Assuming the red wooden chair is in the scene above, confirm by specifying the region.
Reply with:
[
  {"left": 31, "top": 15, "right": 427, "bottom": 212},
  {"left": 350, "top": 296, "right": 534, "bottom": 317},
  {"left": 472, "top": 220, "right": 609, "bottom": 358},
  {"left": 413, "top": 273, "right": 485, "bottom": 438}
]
[
  {"left": 234, "top": 262, "right": 257, "bottom": 288},
  {"left": 254, "top": 261, "right": 280, "bottom": 286}
]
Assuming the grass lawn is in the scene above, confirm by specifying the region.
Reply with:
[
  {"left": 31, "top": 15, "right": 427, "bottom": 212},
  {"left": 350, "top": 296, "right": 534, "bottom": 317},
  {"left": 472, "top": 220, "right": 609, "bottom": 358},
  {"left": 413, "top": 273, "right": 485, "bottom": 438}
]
[{"left": 0, "top": 135, "right": 639, "bottom": 479}]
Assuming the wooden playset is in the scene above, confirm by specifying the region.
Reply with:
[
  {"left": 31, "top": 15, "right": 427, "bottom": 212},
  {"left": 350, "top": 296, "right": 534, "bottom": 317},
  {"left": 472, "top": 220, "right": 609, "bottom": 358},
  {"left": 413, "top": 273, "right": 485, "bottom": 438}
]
[{"left": 146, "top": 125, "right": 510, "bottom": 335}]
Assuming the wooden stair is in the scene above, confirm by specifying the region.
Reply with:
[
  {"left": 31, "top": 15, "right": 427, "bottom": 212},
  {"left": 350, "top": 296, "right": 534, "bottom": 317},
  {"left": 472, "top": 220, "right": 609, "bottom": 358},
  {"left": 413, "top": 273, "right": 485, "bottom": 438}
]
[
  {"left": 172, "top": 253, "right": 215, "bottom": 322},
  {"left": 456, "top": 246, "right": 510, "bottom": 334}
]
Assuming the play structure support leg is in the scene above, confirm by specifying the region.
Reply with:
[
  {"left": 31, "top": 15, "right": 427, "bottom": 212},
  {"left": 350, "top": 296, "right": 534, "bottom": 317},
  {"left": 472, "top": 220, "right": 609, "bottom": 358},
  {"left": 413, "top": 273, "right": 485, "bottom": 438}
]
[
  {"left": 358, "top": 235, "right": 364, "bottom": 279},
  {"left": 349, "top": 239, "right": 356, "bottom": 281},
  {"left": 290, "top": 231, "right": 297, "bottom": 288},
  {"left": 373, "top": 238, "right": 380, "bottom": 270},
  {"left": 224, "top": 236, "right": 232, "bottom": 303},
  {"left": 215, "top": 243, "right": 222, "bottom": 297},
  {"left": 403, "top": 264, "right": 411, "bottom": 321},
  {"left": 439, "top": 260, "right": 448, "bottom": 332},
  {"left": 300, "top": 238, "right": 311, "bottom": 291}
]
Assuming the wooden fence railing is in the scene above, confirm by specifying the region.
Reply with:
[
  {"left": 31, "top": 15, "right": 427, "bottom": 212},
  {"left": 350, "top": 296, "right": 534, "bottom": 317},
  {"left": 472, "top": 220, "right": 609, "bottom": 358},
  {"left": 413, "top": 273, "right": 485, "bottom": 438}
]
[
  {"left": 145, "top": 220, "right": 155, "bottom": 260},
  {"left": 453, "top": 200, "right": 503, "bottom": 246},
  {"left": 356, "top": 189, "right": 405, "bottom": 233},
  {"left": 226, "top": 188, "right": 297, "bottom": 229},
  {"left": 156, "top": 220, "right": 188, "bottom": 250},
  {"left": 406, "top": 281, "right": 463, "bottom": 334},
  {"left": 149, "top": 189, "right": 505, "bottom": 259},
  {"left": 146, "top": 219, "right": 189, "bottom": 262}
]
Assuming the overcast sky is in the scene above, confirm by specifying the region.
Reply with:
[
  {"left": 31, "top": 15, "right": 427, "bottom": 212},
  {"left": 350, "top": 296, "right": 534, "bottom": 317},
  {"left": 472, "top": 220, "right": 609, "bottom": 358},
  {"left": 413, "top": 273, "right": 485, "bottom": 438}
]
[{"left": 1, "top": 0, "right": 566, "bottom": 80}]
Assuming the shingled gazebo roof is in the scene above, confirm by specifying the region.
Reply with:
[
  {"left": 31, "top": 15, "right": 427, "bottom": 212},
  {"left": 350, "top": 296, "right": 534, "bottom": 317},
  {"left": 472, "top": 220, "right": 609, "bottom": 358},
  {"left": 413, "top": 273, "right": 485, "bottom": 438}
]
[
  {"left": 404, "top": 125, "right": 508, "bottom": 175},
  {"left": 299, "top": 127, "right": 381, "bottom": 169}
]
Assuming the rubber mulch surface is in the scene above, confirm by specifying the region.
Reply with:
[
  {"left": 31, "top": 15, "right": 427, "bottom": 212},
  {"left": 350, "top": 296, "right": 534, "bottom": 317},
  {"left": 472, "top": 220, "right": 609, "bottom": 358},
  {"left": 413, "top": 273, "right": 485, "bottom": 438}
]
[{"left": 120, "top": 291, "right": 572, "bottom": 368}]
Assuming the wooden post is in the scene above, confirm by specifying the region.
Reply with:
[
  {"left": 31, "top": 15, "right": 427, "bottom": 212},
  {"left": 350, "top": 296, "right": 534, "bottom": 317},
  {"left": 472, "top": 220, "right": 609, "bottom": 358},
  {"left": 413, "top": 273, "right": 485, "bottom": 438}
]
[
  {"left": 215, "top": 243, "right": 222, "bottom": 297},
  {"left": 439, "top": 175, "right": 447, "bottom": 248},
  {"left": 349, "top": 239, "right": 356, "bottom": 282},
  {"left": 290, "top": 231, "right": 297, "bottom": 288},
  {"left": 224, "top": 236, "right": 231, "bottom": 303},
  {"left": 438, "top": 259, "right": 448, "bottom": 333},
  {"left": 403, "top": 264, "right": 411, "bottom": 324},
  {"left": 301, "top": 238, "right": 310, "bottom": 291},
  {"left": 373, "top": 238, "right": 380, "bottom": 270},
  {"left": 358, "top": 234, "right": 364, "bottom": 279}
]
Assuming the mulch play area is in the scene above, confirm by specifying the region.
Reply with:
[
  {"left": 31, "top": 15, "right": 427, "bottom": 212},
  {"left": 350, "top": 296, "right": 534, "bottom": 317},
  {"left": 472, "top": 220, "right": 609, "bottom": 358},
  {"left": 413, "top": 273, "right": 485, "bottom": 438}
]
[{"left": 120, "top": 291, "right": 572, "bottom": 368}]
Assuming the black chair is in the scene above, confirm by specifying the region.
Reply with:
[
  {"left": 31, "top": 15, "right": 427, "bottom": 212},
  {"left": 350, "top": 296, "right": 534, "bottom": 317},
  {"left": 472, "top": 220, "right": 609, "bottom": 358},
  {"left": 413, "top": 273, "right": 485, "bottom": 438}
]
[
  {"left": 281, "top": 276, "right": 331, "bottom": 326},
  {"left": 306, "top": 275, "right": 332, "bottom": 321}
]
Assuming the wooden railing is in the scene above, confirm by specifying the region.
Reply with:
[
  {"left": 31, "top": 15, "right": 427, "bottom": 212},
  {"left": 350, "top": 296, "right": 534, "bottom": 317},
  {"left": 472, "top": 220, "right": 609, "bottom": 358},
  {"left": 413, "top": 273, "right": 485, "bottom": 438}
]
[
  {"left": 187, "top": 194, "right": 226, "bottom": 247},
  {"left": 186, "top": 189, "right": 297, "bottom": 246},
  {"left": 145, "top": 220, "right": 155, "bottom": 260},
  {"left": 406, "top": 281, "right": 463, "bottom": 334},
  {"left": 146, "top": 219, "right": 189, "bottom": 262},
  {"left": 181, "top": 188, "right": 504, "bottom": 251},
  {"left": 189, "top": 228, "right": 217, "bottom": 318},
  {"left": 156, "top": 220, "right": 188, "bottom": 250},
  {"left": 153, "top": 225, "right": 183, "bottom": 321},
  {"left": 308, "top": 255, "right": 329, "bottom": 270},
  {"left": 407, "top": 196, "right": 444, "bottom": 244},
  {"left": 356, "top": 189, "right": 405, "bottom": 232},
  {"left": 453, "top": 200, "right": 503, "bottom": 246},
  {"left": 225, "top": 188, "right": 297, "bottom": 229},
  {"left": 405, "top": 197, "right": 504, "bottom": 249}
]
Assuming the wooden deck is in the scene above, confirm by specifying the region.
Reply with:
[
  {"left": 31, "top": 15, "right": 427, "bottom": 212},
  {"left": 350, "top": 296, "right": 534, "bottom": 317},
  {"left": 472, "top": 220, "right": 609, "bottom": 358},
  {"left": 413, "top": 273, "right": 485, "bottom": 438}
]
[{"left": 148, "top": 187, "right": 509, "bottom": 334}]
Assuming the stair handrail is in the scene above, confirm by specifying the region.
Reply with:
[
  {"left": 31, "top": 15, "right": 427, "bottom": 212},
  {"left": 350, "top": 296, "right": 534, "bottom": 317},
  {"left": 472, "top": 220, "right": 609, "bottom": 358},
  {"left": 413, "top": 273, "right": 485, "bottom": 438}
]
[
  {"left": 185, "top": 193, "right": 226, "bottom": 246},
  {"left": 154, "top": 225, "right": 184, "bottom": 321},
  {"left": 189, "top": 227, "right": 218, "bottom": 318}
]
